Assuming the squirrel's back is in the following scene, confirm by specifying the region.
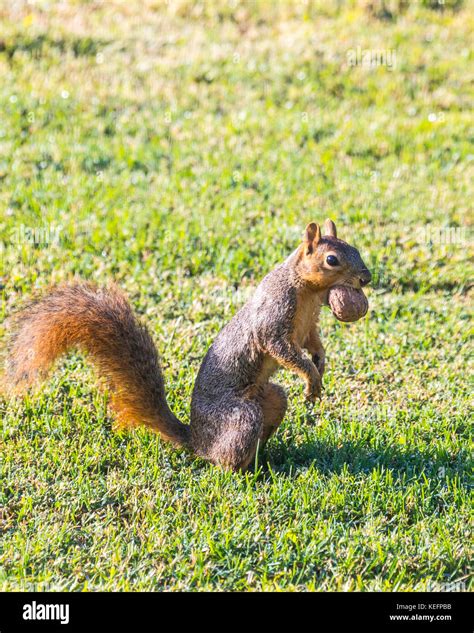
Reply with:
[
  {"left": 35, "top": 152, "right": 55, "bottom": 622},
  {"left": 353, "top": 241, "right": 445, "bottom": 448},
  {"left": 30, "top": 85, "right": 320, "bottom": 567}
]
[{"left": 193, "top": 260, "right": 297, "bottom": 398}]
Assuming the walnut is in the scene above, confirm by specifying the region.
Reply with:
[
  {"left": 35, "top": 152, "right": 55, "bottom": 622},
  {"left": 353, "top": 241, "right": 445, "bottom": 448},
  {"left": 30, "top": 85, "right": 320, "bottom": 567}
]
[{"left": 328, "top": 285, "right": 369, "bottom": 322}]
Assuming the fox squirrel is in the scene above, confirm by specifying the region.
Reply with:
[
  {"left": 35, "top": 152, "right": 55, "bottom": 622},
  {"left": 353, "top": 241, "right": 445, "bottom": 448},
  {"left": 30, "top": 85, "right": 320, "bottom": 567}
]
[{"left": 3, "top": 219, "right": 371, "bottom": 471}]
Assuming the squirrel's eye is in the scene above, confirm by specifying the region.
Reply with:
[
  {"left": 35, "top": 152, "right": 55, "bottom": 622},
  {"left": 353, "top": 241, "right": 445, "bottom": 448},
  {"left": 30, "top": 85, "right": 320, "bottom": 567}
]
[{"left": 326, "top": 255, "right": 339, "bottom": 267}]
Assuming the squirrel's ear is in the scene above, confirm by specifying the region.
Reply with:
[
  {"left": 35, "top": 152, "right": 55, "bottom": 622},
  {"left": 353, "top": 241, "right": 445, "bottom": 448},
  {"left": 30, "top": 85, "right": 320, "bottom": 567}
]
[
  {"left": 303, "top": 222, "right": 321, "bottom": 254},
  {"left": 324, "top": 219, "right": 337, "bottom": 238}
]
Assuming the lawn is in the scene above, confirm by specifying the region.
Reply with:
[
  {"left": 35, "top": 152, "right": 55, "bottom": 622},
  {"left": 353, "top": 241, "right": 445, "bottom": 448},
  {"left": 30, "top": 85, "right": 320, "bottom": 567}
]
[{"left": 0, "top": 0, "right": 472, "bottom": 591}]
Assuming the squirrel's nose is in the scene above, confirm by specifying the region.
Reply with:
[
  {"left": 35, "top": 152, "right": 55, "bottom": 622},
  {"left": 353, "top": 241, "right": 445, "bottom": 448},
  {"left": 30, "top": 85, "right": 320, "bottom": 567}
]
[{"left": 359, "top": 269, "right": 371, "bottom": 287}]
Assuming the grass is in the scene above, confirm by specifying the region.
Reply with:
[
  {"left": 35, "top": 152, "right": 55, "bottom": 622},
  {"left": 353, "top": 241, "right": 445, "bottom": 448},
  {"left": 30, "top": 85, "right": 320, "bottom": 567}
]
[{"left": 0, "top": 0, "right": 472, "bottom": 591}]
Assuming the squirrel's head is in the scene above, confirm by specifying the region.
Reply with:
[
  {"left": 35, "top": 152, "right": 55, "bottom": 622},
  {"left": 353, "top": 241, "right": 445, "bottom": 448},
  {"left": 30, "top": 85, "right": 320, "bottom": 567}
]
[{"left": 297, "top": 219, "right": 371, "bottom": 291}]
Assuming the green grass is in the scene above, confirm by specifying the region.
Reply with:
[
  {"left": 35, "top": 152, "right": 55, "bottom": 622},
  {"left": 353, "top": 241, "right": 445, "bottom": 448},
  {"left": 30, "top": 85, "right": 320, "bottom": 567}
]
[{"left": 0, "top": 0, "right": 472, "bottom": 591}]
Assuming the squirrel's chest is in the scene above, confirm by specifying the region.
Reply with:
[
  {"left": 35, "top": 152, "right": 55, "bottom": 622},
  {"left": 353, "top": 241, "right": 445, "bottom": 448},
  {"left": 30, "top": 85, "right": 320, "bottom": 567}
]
[{"left": 291, "top": 293, "right": 319, "bottom": 346}]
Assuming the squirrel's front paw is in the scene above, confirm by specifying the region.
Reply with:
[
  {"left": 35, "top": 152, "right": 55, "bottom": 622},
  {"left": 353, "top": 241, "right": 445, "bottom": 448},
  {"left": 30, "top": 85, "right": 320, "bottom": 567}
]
[
  {"left": 311, "top": 352, "right": 325, "bottom": 378},
  {"left": 304, "top": 370, "right": 322, "bottom": 403}
]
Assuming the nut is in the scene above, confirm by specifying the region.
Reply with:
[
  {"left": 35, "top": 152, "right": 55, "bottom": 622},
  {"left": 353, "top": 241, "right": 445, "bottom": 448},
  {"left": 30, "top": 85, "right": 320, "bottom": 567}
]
[{"left": 328, "top": 285, "right": 369, "bottom": 322}]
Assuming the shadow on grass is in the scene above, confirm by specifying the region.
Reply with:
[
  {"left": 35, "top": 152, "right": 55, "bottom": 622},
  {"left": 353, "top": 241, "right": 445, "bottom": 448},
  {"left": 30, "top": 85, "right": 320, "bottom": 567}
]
[
  {"left": 0, "top": 34, "right": 110, "bottom": 60},
  {"left": 260, "top": 437, "right": 469, "bottom": 482}
]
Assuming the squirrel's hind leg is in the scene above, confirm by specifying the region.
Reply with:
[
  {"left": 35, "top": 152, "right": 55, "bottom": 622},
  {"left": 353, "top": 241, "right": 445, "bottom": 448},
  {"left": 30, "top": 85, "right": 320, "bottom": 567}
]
[
  {"left": 192, "top": 396, "right": 264, "bottom": 472},
  {"left": 259, "top": 383, "right": 287, "bottom": 444}
]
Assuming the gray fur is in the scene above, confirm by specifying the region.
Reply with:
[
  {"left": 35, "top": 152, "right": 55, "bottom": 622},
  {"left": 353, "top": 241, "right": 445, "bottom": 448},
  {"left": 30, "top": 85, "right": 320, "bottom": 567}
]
[{"left": 190, "top": 234, "right": 370, "bottom": 469}]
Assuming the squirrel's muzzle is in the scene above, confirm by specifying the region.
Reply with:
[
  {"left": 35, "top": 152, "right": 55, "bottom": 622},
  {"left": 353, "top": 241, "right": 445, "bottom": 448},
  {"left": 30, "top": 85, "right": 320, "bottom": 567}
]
[{"left": 359, "top": 269, "right": 371, "bottom": 287}]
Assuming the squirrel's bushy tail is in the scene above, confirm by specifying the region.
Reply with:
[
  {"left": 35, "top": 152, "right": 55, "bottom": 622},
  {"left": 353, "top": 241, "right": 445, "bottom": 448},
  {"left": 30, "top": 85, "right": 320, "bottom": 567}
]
[{"left": 2, "top": 282, "right": 190, "bottom": 448}]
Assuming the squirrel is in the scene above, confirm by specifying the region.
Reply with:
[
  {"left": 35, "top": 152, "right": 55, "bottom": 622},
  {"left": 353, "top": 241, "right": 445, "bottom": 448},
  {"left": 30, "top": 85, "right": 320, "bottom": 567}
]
[{"left": 2, "top": 219, "right": 371, "bottom": 471}]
